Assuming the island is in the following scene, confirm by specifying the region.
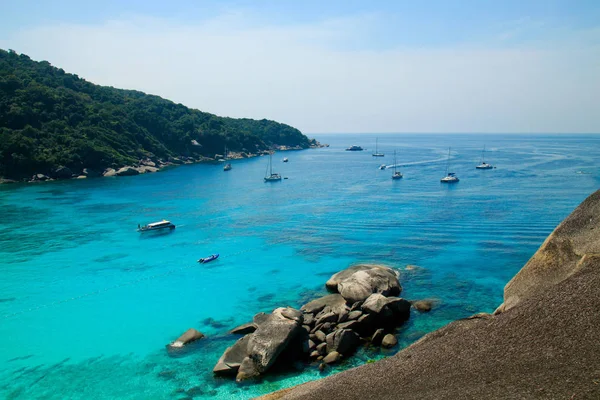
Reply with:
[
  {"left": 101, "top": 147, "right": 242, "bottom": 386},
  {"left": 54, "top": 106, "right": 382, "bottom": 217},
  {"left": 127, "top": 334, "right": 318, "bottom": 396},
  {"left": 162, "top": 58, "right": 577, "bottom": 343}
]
[{"left": 0, "top": 49, "right": 320, "bottom": 183}]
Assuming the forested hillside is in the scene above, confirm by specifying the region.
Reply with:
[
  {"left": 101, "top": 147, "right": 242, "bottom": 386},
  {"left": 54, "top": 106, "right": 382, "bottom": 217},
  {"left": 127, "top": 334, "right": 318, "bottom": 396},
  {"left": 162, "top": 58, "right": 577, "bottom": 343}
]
[{"left": 0, "top": 49, "right": 312, "bottom": 180}]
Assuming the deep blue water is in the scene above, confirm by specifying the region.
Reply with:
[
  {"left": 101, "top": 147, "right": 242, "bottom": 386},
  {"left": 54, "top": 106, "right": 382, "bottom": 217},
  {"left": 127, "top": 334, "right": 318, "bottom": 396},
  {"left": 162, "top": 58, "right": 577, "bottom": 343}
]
[{"left": 1, "top": 133, "right": 599, "bottom": 399}]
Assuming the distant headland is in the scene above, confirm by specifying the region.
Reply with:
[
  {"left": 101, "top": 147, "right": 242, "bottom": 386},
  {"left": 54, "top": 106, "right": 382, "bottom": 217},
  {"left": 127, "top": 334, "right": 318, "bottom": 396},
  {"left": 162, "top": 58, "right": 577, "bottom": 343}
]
[{"left": 0, "top": 49, "right": 323, "bottom": 183}]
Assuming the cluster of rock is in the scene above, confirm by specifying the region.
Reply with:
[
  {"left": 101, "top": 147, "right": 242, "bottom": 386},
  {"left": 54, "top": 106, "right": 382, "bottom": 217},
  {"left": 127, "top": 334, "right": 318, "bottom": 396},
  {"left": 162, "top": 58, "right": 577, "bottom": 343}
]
[{"left": 211, "top": 264, "right": 413, "bottom": 382}]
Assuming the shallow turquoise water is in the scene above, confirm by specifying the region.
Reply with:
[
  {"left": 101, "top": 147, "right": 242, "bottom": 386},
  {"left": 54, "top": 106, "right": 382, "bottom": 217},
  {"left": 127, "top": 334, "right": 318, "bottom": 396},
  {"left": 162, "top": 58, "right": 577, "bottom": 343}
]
[{"left": 1, "top": 134, "right": 599, "bottom": 399}]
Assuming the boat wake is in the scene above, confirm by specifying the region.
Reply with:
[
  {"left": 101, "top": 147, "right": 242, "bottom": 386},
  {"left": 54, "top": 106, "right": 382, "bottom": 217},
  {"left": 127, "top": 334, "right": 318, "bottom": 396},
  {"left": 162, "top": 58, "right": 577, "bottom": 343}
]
[{"left": 390, "top": 155, "right": 451, "bottom": 168}]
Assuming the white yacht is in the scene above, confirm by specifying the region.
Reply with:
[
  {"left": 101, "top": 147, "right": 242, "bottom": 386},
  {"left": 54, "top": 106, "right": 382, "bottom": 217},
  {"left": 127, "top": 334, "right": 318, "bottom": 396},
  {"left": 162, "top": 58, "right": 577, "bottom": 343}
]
[
  {"left": 441, "top": 147, "right": 459, "bottom": 183},
  {"left": 476, "top": 145, "right": 494, "bottom": 169},
  {"left": 379, "top": 164, "right": 387, "bottom": 170},
  {"left": 441, "top": 172, "right": 459, "bottom": 183},
  {"left": 138, "top": 220, "right": 176, "bottom": 232},
  {"left": 345, "top": 145, "right": 364, "bottom": 151}
]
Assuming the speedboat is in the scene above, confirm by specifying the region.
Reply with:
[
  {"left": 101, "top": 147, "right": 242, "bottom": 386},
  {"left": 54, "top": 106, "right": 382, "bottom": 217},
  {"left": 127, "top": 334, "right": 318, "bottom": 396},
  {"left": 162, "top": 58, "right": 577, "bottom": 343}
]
[
  {"left": 282, "top": 157, "right": 289, "bottom": 163},
  {"left": 441, "top": 172, "right": 459, "bottom": 183},
  {"left": 379, "top": 164, "right": 387, "bottom": 170},
  {"left": 198, "top": 254, "right": 219, "bottom": 264},
  {"left": 345, "top": 145, "right": 364, "bottom": 151},
  {"left": 138, "top": 220, "right": 176, "bottom": 232},
  {"left": 223, "top": 163, "right": 232, "bottom": 171}
]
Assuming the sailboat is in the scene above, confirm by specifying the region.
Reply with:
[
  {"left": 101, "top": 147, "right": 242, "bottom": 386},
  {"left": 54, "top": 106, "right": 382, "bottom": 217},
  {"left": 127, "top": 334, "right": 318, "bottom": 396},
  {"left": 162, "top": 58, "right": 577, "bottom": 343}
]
[
  {"left": 476, "top": 145, "right": 494, "bottom": 169},
  {"left": 264, "top": 152, "right": 282, "bottom": 182},
  {"left": 372, "top": 138, "right": 384, "bottom": 157},
  {"left": 392, "top": 150, "right": 403, "bottom": 180},
  {"left": 441, "top": 147, "right": 459, "bottom": 183}
]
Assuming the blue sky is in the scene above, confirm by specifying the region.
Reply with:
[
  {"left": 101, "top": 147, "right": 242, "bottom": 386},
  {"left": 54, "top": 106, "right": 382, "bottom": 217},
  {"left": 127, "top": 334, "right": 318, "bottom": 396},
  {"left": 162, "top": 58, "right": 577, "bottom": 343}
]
[{"left": 1, "top": 1, "right": 599, "bottom": 132}]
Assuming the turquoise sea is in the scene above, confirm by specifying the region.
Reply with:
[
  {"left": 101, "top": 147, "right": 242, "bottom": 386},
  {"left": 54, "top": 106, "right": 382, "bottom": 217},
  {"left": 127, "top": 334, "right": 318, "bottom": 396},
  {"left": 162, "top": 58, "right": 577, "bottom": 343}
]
[{"left": 1, "top": 134, "right": 599, "bottom": 399}]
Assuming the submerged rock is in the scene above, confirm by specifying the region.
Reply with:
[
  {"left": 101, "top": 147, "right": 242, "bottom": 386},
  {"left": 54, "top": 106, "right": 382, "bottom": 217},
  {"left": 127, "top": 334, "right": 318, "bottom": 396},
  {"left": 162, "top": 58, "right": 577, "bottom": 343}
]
[
  {"left": 167, "top": 328, "right": 205, "bottom": 351},
  {"left": 412, "top": 299, "right": 435, "bottom": 313}
]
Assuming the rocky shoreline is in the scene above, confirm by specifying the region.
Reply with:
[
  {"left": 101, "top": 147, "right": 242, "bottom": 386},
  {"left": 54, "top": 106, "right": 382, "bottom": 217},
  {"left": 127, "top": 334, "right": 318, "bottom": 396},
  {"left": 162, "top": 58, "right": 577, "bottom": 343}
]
[
  {"left": 0, "top": 142, "right": 328, "bottom": 184},
  {"left": 258, "top": 190, "right": 600, "bottom": 400},
  {"left": 167, "top": 264, "right": 431, "bottom": 383}
]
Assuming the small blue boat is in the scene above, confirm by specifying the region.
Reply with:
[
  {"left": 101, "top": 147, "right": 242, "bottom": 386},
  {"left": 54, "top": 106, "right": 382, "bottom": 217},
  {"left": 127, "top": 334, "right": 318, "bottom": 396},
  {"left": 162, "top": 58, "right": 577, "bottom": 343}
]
[{"left": 198, "top": 254, "right": 219, "bottom": 264}]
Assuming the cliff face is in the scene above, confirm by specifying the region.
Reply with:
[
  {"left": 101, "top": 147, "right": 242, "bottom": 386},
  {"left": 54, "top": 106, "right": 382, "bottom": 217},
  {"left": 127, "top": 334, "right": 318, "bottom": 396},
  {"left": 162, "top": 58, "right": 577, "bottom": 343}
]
[
  {"left": 498, "top": 190, "right": 600, "bottom": 312},
  {"left": 262, "top": 190, "right": 600, "bottom": 400}
]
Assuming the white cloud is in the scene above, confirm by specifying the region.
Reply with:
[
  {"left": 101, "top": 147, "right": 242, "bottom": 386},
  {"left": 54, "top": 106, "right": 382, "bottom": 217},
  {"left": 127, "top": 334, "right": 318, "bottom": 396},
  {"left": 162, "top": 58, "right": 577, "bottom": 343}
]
[{"left": 2, "top": 13, "right": 599, "bottom": 133}]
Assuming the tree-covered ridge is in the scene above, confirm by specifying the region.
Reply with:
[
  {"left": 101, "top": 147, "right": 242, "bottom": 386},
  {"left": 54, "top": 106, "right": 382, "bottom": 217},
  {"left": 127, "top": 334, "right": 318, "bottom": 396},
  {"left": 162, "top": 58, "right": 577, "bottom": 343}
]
[{"left": 0, "top": 49, "right": 312, "bottom": 179}]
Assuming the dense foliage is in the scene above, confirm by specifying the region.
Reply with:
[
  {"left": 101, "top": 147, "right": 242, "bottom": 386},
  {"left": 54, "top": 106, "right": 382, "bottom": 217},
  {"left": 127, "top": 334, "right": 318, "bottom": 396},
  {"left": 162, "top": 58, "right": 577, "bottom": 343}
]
[{"left": 0, "top": 49, "right": 311, "bottom": 179}]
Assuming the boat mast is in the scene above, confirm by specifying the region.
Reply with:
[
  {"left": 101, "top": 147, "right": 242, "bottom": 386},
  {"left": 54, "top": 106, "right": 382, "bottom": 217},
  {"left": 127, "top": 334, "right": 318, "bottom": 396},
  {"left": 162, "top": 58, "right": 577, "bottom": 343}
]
[
  {"left": 481, "top": 145, "right": 485, "bottom": 164},
  {"left": 446, "top": 147, "right": 451, "bottom": 175},
  {"left": 270, "top": 152, "right": 273, "bottom": 176},
  {"left": 393, "top": 150, "right": 397, "bottom": 174}
]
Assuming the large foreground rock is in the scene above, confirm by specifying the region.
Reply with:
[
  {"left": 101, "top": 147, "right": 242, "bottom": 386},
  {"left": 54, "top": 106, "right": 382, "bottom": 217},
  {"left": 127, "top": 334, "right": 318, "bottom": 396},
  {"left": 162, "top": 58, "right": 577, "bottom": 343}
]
[
  {"left": 213, "top": 335, "right": 251, "bottom": 375},
  {"left": 259, "top": 190, "right": 600, "bottom": 400},
  {"left": 498, "top": 190, "right": 600, "bottom": 312},
  {"left": 214, "top": 307, "right": 304, "bottom": 381},
  {"left": 327, "top": 265, "right": 401, "bottom": 304}
]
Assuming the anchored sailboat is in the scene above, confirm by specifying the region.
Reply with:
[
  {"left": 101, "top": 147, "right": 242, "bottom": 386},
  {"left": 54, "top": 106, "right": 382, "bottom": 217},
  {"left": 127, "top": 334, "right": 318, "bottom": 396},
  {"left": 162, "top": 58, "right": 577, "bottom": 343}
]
[
  {"left": 392, "top": 150, "right": 403, "bottom": 180},
  {"left": 264, "top": 152, "right": 282, "bottom": 182},
  {"left": 372, "top": 138, "right": 384, "bottom": 157},
  {"left": 476, "top": 145, "right": 494, "bottom": 169},
  {"left": 441, "top": 147, "right": 459, "bottom": 183}
]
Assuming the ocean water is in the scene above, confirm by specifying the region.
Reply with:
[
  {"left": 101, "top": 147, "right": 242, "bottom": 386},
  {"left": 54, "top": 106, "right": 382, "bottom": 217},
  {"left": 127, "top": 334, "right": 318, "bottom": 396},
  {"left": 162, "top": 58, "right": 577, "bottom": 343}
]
[{"left": 1, "top": 133, "right": 599, "bottom": 399}]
